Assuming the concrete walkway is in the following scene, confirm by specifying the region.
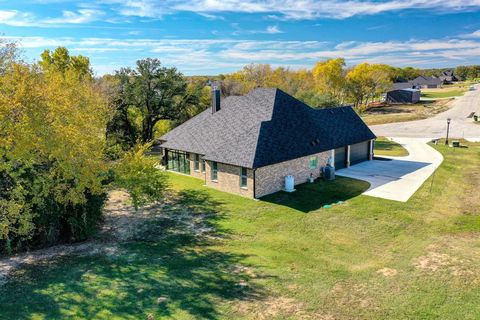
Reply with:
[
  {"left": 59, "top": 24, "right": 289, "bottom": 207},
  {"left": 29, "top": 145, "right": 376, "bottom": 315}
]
[{"left": 336, "top": 138, "right": 443, "bottom": 202}]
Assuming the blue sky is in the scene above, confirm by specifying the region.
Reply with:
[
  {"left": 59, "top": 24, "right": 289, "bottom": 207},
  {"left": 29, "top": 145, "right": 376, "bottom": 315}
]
[{"left": 1, "top": 0, "right": 480, "bottom": 75}]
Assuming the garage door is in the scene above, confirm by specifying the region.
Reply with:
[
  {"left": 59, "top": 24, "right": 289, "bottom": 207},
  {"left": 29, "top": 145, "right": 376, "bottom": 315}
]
[
  {"left": 335, "top": 147, "right": 346, "bottom": 169},
  {"left": 350, "top": 141, "right": 370, "bottom": 165}
]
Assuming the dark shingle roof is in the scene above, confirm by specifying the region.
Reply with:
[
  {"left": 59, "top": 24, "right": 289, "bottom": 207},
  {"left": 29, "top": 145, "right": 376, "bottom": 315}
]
[
  {"left": 160, "top": 88, "right": 376, "bottom": 169},
  {"left": 411, "top": 76, "right": 443, "bottom": 86},
  {"left": 392, "top": 82, "right": 414, "bottom": 90}
]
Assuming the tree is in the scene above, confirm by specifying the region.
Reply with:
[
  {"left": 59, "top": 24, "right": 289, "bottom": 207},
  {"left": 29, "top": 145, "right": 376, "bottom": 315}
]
[
  {"left": 0, "top": 53, "right": 110, "bottom": 253},
  {"left": 40, "top": 47, "right": 92, "bottom": 79},
  {"left": 312, "top": 58, "right": 346, "bottom": 104},
  {"left": 0, "top": 38, "right": 20, "bottom": 74},
  {"left": 108, "top": 58, "right": 203, "bottom": 148},
  {"left": 346, "top": 63, "right": 392, "bottom": 108}
]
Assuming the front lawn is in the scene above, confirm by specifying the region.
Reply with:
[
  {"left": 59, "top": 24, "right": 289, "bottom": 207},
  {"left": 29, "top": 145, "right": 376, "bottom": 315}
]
[
  {"left": 374, "top": 137, "right": 409, "bottom": 157},
  {"left": 1, "top": 141, "right": 480, "bottom": 319},
  {"left": 421, "top": 89, "right": 465, "bottom": 99}
]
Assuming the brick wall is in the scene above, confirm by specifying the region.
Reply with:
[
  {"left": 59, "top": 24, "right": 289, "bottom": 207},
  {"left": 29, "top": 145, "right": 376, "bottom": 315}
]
[
  {"left": 255, "top": 150, "right": 331, "bottom": 198},
  {"left": 205, "top": 161, "right": 254, "bottom": 198},
  {"left": 189, "top": 153, "right": 206, "bottom": 181}
]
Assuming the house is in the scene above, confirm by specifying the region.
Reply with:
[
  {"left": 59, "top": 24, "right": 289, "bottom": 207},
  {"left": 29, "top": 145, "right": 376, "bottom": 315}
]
[
  {"left": 439, "top": 70, "right": 459, "bottom": 84},
  {"left": 386, "top": 88, "right": 421, "bottom": 104},
  {"left": 392, "top": 82, "right": 414, "bottom": 90},
  {"left": 159, "top": 88, "right": 376, "bottom": 198},
  {"left": 411, "top": 76, "right": 443, "bottom": 89}
]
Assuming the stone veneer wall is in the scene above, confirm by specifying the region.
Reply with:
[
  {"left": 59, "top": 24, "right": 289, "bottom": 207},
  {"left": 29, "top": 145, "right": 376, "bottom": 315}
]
[
  {"left": 205, "top": 161, "right": 254, "bottom": 198},
  {"left": 255, "top": 150, "right": 331, "bottom": 198}
]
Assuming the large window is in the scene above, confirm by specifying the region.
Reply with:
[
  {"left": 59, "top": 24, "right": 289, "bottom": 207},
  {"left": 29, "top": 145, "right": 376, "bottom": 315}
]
[
  {"left": 240, "top": 167, "right": 248, "bottom": 189},
  {"left": 194, "top": 154, "right": 200, "bottom": 171},
  {"left": 167, "top": 150, "right": 190, "bottom": 174},
  {"left": 309, "top": 156, "right": 318, "bottom": 169},
  {"left": 211, "top": 161, "right": 218, "bottom": 181}
]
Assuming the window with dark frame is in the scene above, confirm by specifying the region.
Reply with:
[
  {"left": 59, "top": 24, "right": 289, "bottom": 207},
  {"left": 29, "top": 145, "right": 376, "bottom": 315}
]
[
  {"left": 194, "top": 154, "right": 200, "bottom": 171},
  {"left": 166, "top": 150, "right": 190, "bottom": 174},
  {"left": 240, "top": 167, "right": 248, "bottom": 188},
  {"left": 211, "top": 161, "right": 218, "bottom": 181}
]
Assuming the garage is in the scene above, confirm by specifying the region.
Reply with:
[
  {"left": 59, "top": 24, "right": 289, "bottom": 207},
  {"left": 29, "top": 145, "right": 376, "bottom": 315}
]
[
  {"left": 334, "top": 146, "right": 346, "bottom": 169},
  {"left": 350, "top": 141, "right": 370, "bottom": 165}
]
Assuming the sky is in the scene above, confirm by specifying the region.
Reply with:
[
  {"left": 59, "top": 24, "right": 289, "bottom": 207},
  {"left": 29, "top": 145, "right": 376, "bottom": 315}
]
[{"left": 1, "top": 0, "right": 480, "bottom": 76}]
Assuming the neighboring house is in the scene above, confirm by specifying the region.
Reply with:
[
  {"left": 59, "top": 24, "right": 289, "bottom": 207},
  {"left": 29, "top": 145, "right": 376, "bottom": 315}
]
[
  {"left": 439, "top": 70, "right": 459, "bottom": 84},
  {"left": 392, "top": 82, "right": 414, "bottom": 90},
  {"left": 386, "top": 88, "right": 421, "bottom": 104},
  {"left": 159, "top": 88, "right": 376, "bottom": 198},
  {"left": 411, "top": 76, "right": 443, "bottom": 89}
]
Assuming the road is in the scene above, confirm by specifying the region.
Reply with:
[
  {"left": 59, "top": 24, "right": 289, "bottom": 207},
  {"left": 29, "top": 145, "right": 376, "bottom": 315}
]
[{"left": 372, "top": 84, "right": 480, "bottom": 140}]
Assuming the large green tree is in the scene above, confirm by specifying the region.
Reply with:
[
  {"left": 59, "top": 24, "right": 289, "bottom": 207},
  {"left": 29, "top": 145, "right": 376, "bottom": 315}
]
[{"left": 108, "top": 58, "right": 202, "bottom": 148}]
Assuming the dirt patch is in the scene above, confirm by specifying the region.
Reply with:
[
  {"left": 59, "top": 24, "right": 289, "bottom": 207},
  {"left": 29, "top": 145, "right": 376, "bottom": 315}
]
[
  {"left": 376, "top": 268, "right": 398, "bottom": 277},
  {"left": 235, "top": 296, "right": 334, "bottom": 320},
  {"left": 413, "top": 236, "right": 480, "bottom": 281},
  {"left": 0, "top": 189, "right": 219, "bottom": 286},
  {"left": 330, "top": 282, "right": 376, "bottom": 310}
]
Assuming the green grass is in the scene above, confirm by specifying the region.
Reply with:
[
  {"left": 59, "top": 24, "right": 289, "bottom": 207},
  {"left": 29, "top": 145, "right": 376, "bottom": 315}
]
[
  {"left": 374, "top": 137, "right": 409, "bottom": 157},
  {"left": 1, "top": 141, "right": 480, "bottom": 319},
  {"left": 421, "top": 90, "right": 465, "bottom": 99}
]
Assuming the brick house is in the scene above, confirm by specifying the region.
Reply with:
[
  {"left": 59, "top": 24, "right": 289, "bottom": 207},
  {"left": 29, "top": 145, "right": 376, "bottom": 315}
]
[{"left": 159, "top": 88, "right": 376, "bottom": 198}]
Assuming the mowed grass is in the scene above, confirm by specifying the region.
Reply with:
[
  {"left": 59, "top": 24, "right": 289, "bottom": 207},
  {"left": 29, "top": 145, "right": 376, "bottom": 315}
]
[
  {"left": 374, "top": 137, "right": 409, "bottom": 157},
  {"left": 421, "top": 90, "right": 466, "bottom": 99},
  {"left": 1, "top": 141, "right": 480, "bottom": 319}
]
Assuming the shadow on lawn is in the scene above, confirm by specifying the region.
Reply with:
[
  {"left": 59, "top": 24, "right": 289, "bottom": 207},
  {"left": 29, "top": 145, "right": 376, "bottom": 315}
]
[
  {"left": 261, "top": 176, "right": 370, "bottom": 213},
  {"left": 0, "top": 189, "right": 266, "bottom": 319}
]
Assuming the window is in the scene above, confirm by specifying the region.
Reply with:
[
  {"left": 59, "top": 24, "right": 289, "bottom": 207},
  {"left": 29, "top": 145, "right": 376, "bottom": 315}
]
[
  {"left": 194, "top": 154, "right": 200, "bottom": 171},
  {"left": 166, "top": 150, "right": 190, "bottom": 174},
  {"left": 309, "top": 156, "right": 318, "bottom": 169},
  {"left": 201, "top": 159, "right": 206, "bottom": 173},
  {"left": 211, "top": 161, "right": 218, "bottom": 181},
  {"left": 240, "top": 167, "right": 248, "bottom": 189}
]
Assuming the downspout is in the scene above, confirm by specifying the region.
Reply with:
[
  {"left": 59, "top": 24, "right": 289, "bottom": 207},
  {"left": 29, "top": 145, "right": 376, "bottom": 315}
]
[{"left": 253, "top": 168, "right": 256, "bottom": 199}]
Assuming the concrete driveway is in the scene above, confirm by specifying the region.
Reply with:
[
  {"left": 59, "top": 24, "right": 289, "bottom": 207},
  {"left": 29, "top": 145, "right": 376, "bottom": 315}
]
[{"left": 336, "top": 138, "right": 443, "bottom": 202}]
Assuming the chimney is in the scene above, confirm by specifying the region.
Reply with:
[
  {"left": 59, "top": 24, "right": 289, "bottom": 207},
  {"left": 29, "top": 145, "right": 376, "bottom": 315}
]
[{"left": 211, "top": 87, "right": 221, "bottom": 114}]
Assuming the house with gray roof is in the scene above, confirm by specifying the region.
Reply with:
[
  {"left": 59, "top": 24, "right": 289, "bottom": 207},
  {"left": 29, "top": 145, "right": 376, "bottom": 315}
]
[
  {"left": 159, "top": 88, "right": 376, "bottom": 198},
  {"left": 411, "top": 76, "right": 443, "bottom": 88},
  {"left": 439, "top": 70, "right": 459, "bottom": 84}
]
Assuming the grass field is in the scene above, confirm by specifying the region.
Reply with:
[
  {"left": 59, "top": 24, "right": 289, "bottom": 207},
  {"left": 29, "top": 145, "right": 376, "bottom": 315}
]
[
  {"left": 1, "top": 141, "right": 480, "bottom": 319},
  {"left": 362, "top": 99, "right": 452, "bottom": 126},
  {"left": 374, "top": 137, "right": 409, "bottom": 156},
  {"left": 421, "top": 90, "right": 466, "bottom": 99}
]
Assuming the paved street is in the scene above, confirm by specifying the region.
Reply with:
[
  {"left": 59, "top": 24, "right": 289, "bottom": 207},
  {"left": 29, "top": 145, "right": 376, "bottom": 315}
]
[{"left": 372, "top": 84, "right": 480, "bottom": 140}]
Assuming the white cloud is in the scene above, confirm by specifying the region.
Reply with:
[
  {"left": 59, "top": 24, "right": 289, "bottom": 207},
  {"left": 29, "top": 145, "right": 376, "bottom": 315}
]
[
  {"left": 111, "top": 0, "right": 480, "bottom": 20},
  {"left": 0, "top": 9, "right": 104, "bottom": 27},
  {"left": 43, "top": 9, "right": 104, "bottom": 24},
  {"left": 7, "top": 36, "right": 480, "bottom": 75},
  {"left": 266, "top": 25, "right": 282, "bottom": 34},
  {"left": 459, "top": 30, "right": 480, "bottom": 38}
]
